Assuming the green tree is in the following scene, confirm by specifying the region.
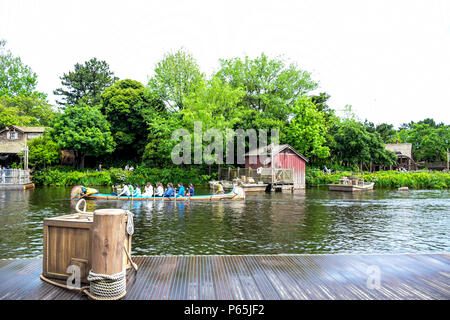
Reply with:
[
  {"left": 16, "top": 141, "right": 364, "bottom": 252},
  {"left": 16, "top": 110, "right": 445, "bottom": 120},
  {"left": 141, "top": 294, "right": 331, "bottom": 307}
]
[
  {"left": 331, "top": 119, "right": 396, "bottom": 170},
  {"left": 398, "top": 122, "right": 450, "bottom": 162},
  {"left": 26, "top": 132, "right": 60, "bottom": 168},
  {"left": 54, "top": 58, "right": 117, "bottom": 108},
  {"left": 181, "top": 76, "right": 246, "bottom": 166},
  {"left": 216, "top": 53, "right": 318, "bottom": 130},
  {"left": 0, "top": 102, "right": 39, "bottom": 128},
  {"left": 0, "top": 40, "right": 46, "bottom": 98},
  {"left": 0, "top": 94, "right": 56, "bottom": 126},
  {"left": 50, "top": 103, "right": 115, "bottom": 168},
  {"left": 100, "top": 79, "right": 164, "bottom": 162},
  {"left": 363, "top": 120, "right": 397, "bottom": 143},
  {"left": 283, "top": 96, "right": 330, "bottom": 160},
  {"left": 142, "top": 110, "right": 183, "bottom": 167},
  {"left": 148, "top": 49, "right": 204, "bottom": 111}
]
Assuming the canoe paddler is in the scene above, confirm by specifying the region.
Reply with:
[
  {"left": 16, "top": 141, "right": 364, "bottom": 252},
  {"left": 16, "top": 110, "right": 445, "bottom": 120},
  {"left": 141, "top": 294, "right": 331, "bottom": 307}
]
[{"left": 216, "top": 182, "right": 224, "bottom": 194}]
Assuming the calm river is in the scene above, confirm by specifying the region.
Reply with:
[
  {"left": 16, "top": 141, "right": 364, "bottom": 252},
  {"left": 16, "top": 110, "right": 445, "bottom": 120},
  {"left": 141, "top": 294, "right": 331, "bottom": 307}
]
[{"left": 0, "top": 187, "right": 449, "bottom": 258}]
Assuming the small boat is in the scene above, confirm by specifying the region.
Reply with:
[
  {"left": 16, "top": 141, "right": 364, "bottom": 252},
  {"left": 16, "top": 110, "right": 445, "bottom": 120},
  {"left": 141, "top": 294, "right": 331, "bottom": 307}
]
[
  {"left": 328, "top": 176, "right": 374, "bottom": 192},
  {"left": 209, "top": 180, "right": 268, "bottom": 192},
  {"left": 71, "top": 185, "right": 245, "bottom": 201}
]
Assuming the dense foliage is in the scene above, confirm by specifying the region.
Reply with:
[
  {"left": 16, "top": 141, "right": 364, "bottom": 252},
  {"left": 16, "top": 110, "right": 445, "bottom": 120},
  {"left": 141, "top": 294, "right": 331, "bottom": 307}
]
[
  {"left": 0, "top": 40, "right": 56, "bottom": 129},
  {"left": 32, "top": 166, "right": 212, "bottom": 187},
  {"left": 50, "top": 103, "right": 115, "bottom": 168},
  {"left": 306, "top": 169, "right": 450, "bottom": 189}
]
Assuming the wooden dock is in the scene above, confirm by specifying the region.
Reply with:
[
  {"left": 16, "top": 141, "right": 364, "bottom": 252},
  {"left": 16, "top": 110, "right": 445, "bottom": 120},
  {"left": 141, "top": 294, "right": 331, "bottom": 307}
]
[{"left": 0, "top": 253, "right": 449, "bottom": 300}]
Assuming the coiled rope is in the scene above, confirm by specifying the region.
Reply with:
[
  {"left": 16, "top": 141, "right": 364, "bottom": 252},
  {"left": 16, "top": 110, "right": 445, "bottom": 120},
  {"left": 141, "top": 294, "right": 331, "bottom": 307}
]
[
  {"left": 40, "top": 200, "right": 138, "bottom": 300},
  {"left": 85, "top": 269, "right": 127, "bottom": 300}
]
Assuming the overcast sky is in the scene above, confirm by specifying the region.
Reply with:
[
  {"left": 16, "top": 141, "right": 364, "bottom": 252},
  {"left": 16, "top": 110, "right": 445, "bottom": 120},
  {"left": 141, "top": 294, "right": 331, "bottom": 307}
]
[{"left": 1, "top": 0, "right": 449, "bottom": 127}]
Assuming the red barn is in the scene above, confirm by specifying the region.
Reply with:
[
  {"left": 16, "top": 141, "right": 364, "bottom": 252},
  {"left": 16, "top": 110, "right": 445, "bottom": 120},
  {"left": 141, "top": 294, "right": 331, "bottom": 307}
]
[{"left": 245, "top": 144, "right": 309, "bottom": 188}]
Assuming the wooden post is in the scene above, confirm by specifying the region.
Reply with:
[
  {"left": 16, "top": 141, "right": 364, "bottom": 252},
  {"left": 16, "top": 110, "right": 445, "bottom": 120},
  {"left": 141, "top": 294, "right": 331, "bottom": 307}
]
[
  {"left": 91, "top": 209, "right": 125, "bottom": 275},
  {"left": 447, "top": 148, "right": 449, "bottom": 171}
]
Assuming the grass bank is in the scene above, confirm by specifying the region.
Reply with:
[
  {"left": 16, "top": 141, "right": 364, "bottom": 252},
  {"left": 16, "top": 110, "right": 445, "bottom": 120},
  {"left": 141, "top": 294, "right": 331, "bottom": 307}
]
[
  {"left": 306, "top": 169, "right": 450, "bottom": 189},
  {"left": 32, "top": 166, "right": 213, "bottom": 187}
]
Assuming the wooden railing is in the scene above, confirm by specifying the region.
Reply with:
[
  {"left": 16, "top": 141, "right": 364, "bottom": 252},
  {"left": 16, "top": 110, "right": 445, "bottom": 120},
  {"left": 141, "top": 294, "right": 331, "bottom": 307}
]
[
  {"left": 218, "top": 167, "right": 294, "bottom": 184},
  {"left": 0, "top": 169, "right": 31, "bottom": 184}
]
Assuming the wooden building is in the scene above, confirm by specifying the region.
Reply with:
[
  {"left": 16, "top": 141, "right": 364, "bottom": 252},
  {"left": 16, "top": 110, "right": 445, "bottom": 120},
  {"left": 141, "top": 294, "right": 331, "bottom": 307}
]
[
  {"left": 0, "top": 125, "right": 46, "bottom": 167},
  {"left": 385, "top": 142, "right": 418, "bottom": 171},
  {"left": 245, "top": 144, "right": 308, "bottom": 189}
]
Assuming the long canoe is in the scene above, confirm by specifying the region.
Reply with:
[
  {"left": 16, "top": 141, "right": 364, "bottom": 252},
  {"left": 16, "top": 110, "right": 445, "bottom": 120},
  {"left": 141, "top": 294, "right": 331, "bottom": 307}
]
[{"left": 84, "top": 186, "right": 245, "bottom": 201}]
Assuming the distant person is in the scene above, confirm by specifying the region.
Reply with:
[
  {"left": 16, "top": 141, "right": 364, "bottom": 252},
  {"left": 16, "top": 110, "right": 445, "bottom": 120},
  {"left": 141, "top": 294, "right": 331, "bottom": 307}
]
[
  {"left": 187, "top": 183, "right": 195, "bottom": 197},
  {"left": 118, "top": 183, "right": 131, "bottom": 196},
  {"left": 216, "top": 182, "right": 224, "bottom": 194},
  {"left": 1, "top": 166, "right": 5, "bottom": 184},
  {"left": 125, "top": 164, "right": 129, "bottom": 171},
  {"left": 97, "top": 163, "right": 102, "bottom": 171},
  {"left": 163, "top": 183, "right": 175, "bottom": 197},
  {"left": 142, "top": 182, "right": 153, "bottom": 197},
  {"left": 127, "top": 183, "right": 134, "bottom": 196},
  {"left": 176, "top": 183, "right": 185, "bottom": 198},
  {"left": 155, "top": 182, "right": 164, "bottom": 197},
  {"left": 132, "top": 183, "right": 141, "bottom": 197}
]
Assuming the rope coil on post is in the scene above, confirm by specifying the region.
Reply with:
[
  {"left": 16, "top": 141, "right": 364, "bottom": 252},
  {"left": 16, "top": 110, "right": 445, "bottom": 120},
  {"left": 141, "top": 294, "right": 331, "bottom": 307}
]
[{"left": 85, "top": 269, "right": 127, "bottom": 300}]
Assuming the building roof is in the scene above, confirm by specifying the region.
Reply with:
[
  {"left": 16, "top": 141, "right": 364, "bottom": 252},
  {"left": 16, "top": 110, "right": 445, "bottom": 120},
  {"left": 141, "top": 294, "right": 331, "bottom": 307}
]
[
  {"left": 245, "top": 144, "right": 309, "bottom": 162},
  {"left": 0, "top": 125, "right": 46, "bottom": 134},
  {"left": 385, "top": 143, "right": 413, "bottom": 159}
]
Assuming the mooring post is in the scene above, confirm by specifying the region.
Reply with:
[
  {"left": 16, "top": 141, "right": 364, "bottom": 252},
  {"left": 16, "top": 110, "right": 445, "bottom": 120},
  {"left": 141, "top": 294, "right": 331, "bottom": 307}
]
[{"left": 91, "top": 209, "right": 125, "bottom": 276}]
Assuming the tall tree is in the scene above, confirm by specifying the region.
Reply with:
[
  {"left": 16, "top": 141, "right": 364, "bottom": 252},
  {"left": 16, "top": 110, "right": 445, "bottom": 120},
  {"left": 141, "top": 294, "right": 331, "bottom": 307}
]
[
  {"left": 216, "top": 53, "right": 318, "bottom": 130},
  {"left": 0, "top": 40, "right": 46, "bottom": 99},
  {"left": 100, "top": 79, "right": 164, "bottom": 161},
  {"left": 181, "top": 76, "right": 246, "bottom": 166},
  {"left": 148, "top": 49, "right": 204, "bottom": 111},
  {"left": 283, "top": 96, "right": 330, "bottom": 160},
  {"left": 363, "top": 120, "right": 397, "bottom": 143},
  {"left": 54, "top": 58, "right": 117, "bottom": 108},
  {"left": 50, "top": 103, "right": 115, "bottom": 168},
  {"left": 331, "top": 119, "right": 396, "bottom": 169},
  {"left": 0, "top": 102, "right": 39, "bottom": 128},
  {"left": 0, "top": 95, "right": 56, "bottom": 127},
  {"left": 398, "top": 122, "right": 450, "bottom": 162}
]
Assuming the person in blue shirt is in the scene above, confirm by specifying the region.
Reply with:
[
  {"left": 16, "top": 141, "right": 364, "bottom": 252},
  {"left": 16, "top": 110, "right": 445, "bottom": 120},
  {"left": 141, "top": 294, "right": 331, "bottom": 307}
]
[
  {"left": 187, "top": 183, "right": 194, "bottom": 197},
  {"left": 163, "top": 183, "right": 175, "bottom": 197},
  {"left": 176, "top": 183, "right": 185, "bottom": 197},
  {"left": 132, "top": 183, "right": 141, "bottom": 197}
]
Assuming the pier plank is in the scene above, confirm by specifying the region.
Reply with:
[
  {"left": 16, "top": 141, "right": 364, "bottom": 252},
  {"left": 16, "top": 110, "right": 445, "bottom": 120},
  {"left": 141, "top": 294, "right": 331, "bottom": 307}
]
[{"left": 0, "top": 253, "right": 448, "bottom": 300}]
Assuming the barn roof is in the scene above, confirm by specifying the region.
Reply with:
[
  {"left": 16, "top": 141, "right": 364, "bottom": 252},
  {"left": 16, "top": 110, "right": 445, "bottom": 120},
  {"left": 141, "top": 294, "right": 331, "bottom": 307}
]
[{"left": 245, "top": 144, "right": 309, "bottom": 162}]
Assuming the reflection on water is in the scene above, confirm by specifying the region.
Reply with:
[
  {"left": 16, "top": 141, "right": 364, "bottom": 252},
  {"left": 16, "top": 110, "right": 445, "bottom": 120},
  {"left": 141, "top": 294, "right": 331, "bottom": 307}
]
[{"left": 0, "top": 186, "right": 449, "bottom": 258}]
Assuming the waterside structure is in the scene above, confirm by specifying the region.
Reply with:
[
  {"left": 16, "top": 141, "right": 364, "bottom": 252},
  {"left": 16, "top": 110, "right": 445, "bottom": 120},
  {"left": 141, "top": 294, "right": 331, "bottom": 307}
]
[
  {"left": 0, "top": 169, "right": 34, "bottom": 190},
  {"left": 0, "top": 253, "right": 448, "bottom": 300}
]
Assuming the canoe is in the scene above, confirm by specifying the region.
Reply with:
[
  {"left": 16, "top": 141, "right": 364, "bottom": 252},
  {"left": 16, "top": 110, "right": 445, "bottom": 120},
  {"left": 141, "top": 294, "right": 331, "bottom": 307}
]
[
  {"left": 328, "top": 182, "right": 374, "bottom": 192},
  {"left": 83, "top": 186, "right": 245, "bottom": 201}
]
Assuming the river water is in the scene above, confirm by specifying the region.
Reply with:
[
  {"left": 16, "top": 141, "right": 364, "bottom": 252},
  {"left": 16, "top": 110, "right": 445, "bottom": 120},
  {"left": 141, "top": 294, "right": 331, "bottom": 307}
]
[{"left": 0, "top": 187, "right": 449, "bottom": 258}]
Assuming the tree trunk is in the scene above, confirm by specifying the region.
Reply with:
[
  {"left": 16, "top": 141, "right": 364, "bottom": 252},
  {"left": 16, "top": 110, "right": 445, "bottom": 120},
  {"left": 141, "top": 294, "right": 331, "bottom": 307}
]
[{"left": 73, "top": 151, "right": 86, "bottom": 169}]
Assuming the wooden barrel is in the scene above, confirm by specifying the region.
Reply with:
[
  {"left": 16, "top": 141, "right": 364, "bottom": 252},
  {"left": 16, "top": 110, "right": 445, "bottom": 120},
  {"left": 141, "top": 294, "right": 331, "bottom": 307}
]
[{"left": 91, "top": 209, "right": 125, "bottom": 275}]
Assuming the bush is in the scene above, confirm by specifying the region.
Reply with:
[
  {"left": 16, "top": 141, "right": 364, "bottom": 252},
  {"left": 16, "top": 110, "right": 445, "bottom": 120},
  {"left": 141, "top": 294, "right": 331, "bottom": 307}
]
[
  {"left": 32, "top": 166, "right": 211, "bottom": 186},
  {"left": 306, "top": 169, "right": 450, "bottom": 189}
]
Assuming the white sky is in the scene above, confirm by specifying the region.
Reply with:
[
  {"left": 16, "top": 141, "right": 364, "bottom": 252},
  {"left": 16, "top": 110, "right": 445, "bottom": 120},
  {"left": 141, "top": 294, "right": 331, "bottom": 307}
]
[{"left": 1, "top": 0, "right": 450, "bottom": 127}]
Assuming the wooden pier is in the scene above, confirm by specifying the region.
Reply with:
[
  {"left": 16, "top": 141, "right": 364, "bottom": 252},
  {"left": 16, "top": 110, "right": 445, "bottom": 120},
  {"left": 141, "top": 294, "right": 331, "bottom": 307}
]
[{"left": 0, "top": 253, "right": 449, "bottom": 300}]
